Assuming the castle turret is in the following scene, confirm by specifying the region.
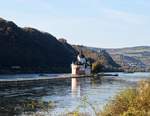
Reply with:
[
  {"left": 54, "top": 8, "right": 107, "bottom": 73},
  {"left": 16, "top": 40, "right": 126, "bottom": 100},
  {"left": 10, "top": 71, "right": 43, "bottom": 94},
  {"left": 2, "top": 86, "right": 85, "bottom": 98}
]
[
  {"left": 77, "top": 51, "right": 86, "bottom": 64},
  {"left": 77, "top": 55, "right": 86, "bottom": 64}
]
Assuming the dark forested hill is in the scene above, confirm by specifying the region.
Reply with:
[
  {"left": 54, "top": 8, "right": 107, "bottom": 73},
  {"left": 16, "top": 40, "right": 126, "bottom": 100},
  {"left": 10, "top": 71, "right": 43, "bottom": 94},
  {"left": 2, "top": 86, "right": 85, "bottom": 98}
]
[{"left": 0, "top": 18, "right": 76, "bottom": 73}]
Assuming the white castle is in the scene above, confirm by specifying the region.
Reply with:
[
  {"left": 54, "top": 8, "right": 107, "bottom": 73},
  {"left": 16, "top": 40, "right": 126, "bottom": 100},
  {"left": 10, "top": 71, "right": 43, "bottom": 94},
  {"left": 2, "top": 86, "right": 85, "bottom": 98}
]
[{"left": 71, "top": 53, "right": 91, "bottom": 75}]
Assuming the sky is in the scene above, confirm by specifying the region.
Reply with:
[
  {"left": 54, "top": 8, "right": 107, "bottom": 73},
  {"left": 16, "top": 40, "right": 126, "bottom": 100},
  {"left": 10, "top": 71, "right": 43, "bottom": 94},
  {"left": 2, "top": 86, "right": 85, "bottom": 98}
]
[{"left": 0, "top": 0, "right": 150, "bottom": 48}]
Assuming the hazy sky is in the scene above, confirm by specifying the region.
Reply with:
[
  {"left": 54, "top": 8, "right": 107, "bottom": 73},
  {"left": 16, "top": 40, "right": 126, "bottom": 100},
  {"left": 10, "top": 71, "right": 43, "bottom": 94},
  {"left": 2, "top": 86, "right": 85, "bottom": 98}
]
[{"left": 0, "top": 0, "right": 150, "bottom": 48}]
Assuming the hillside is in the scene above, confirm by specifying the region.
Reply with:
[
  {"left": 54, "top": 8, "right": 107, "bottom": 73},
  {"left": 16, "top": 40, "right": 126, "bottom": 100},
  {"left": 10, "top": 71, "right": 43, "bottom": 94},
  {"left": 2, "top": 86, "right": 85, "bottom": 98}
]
[
  {"left": 0, "top": 18, "right": 76, "bottom": 73},
  {"left": 89, "top": 46, "right": 150, "bottom": 72},
  {"left": 106, "top": 46, "right": 150, "bottom": 71},
  {"left": 73, "top": 45, "right": 121, "bottom": 72},
  {"left": 1, "top": 17, "right": 143, "bottom": 73}
]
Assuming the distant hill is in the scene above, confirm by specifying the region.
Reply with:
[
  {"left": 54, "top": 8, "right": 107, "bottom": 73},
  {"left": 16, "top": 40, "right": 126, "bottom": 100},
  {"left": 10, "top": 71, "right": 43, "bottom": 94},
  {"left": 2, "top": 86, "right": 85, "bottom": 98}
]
[
  {"left": 105, "top": 46, "right": 150, "bottom": 71},
  {"left": 0, "top": 18, "right": 76, "bottom": 73},
  {"left": 90, "top": 46, "right": 150, "bottom": 72},
  {"left": 73, "top": 45, "right": 121, "bottom": 72},
  {"left": 106, "top": 46, "right": 150, "bottom": 64},
  {"left": 106, "top": 46, "right": 150, "bottom": 71}
]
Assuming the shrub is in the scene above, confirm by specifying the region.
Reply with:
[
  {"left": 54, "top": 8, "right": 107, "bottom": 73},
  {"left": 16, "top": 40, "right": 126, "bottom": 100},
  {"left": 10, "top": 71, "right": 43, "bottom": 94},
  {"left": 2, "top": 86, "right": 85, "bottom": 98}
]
[
  {"left": 100, "top": 80, "right": 150, "bottom": 116},
  {"left": 92, "top": 61, "right": 104, "bottom": 73}
]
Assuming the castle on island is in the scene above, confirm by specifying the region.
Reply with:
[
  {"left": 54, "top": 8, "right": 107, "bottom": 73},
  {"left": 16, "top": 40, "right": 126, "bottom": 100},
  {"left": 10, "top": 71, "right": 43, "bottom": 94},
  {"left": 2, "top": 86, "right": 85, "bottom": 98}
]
[{"left": 71, "top": 52, "right": 92, "bottom": 75}]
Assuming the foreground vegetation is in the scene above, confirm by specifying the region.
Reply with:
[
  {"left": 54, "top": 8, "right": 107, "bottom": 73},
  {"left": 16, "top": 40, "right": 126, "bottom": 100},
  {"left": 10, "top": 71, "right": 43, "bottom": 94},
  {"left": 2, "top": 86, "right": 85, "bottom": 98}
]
[
  {"left": 101, "top": 80, "right": 150, "bottom": 116},
  {"left": 67, "top": 80, "right": 150, "bottom": 116},
  {"left": 0, "top": 98, "right": 55, "bottom": 116}
]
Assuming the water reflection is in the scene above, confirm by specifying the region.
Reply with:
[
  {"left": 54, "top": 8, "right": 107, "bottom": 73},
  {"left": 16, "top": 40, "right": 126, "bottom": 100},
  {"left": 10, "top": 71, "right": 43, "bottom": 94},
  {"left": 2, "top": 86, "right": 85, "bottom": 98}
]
[
  {"left": 90, "top": 77, "right": 102, "bottom": 87},
  {"left": 71, "top": 78, "right": 80, "bottom": 97}
]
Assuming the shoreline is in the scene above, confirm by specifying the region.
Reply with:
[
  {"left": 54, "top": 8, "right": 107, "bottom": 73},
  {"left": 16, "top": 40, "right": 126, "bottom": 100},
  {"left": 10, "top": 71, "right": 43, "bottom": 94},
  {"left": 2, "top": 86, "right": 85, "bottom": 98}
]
[{"left": 0, "top": 73, "right": 119, "bottom": 88}]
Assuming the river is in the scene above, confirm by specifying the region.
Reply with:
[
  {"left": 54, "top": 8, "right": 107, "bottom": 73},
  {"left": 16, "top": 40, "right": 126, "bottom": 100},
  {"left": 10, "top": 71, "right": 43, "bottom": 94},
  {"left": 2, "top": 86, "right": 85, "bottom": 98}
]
[{"left": 0, "top": 72, "right": 150, "bottom": 116}]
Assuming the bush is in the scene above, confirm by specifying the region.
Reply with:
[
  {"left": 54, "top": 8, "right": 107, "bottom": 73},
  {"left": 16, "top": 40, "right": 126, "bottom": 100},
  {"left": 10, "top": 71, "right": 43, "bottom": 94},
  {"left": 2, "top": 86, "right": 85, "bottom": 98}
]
[
  {"left": 66, "top": 80, "right": 150, "bottom": 116},
  {"left": 92, "top": 61, "right": 104, "bottom": 73},
  {"left": 100, "top": 80, "right": 150, "bottom": 116}
]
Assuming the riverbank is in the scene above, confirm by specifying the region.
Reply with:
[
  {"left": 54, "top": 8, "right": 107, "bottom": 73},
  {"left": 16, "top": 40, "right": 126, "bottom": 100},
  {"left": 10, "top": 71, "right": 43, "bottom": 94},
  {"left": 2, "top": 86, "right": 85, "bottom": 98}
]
[
  {"left": 101, "top": 80, "right": 150, "bottom": 116},
  {"left": 0, "top": 73, "right": 119, "bottom": 88},
  {"left": 68, "top": 80, "right": 150, "bottom": 116}
]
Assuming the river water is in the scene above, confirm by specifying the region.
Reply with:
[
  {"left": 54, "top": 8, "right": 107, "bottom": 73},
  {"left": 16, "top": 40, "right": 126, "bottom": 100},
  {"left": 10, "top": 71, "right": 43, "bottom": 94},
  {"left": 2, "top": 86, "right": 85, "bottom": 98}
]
[{"left": 0, "top": 72, "right": 150, "bottom": 116}]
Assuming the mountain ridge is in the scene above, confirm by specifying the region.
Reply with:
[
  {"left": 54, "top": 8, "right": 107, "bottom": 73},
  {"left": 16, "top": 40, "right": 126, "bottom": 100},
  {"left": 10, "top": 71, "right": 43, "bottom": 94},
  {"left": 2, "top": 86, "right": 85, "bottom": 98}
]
[
  {"left": 1, "top": 17, "right": 148, "bottom": 73},
  {"left": 0, "top": 17, "right": 76, "bottom": 73},
  {"left": 0, "top": 17, "right": 120, "bottom": 73}
]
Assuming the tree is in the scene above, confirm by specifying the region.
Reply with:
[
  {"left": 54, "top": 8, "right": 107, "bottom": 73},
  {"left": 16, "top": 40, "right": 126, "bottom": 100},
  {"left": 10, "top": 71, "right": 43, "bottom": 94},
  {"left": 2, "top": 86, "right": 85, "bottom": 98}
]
[{"left": 92, "top": 61, "right": 104, "bottom": 73}]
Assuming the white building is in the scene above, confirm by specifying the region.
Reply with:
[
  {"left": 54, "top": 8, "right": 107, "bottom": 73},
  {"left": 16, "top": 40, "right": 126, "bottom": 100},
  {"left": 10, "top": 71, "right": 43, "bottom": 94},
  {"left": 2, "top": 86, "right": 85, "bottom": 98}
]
[{"left": 71, "top": 54, "right": 91, "bottom": 75}]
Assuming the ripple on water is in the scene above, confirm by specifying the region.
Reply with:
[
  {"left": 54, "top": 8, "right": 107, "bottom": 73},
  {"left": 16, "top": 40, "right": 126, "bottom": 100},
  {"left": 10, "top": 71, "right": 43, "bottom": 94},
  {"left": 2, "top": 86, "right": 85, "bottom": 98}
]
[{"left": 0, "top": 72, "right": 150, "bottom": 116}]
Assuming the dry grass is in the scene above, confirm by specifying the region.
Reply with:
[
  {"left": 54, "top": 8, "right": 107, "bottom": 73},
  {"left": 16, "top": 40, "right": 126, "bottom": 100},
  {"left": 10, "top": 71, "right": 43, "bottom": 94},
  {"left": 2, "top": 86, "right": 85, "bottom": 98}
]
[
  {"left": 66, "top": 80, "right": 150, "bottom": 116},
  {"left": 100, "top": 80, "right": 150, "bottom": 116}
]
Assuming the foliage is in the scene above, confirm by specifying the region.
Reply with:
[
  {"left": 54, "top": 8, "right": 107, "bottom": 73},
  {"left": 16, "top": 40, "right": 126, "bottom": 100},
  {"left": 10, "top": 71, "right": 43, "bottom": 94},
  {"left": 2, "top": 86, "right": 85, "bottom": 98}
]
[
  {"left": 0, "top": 98, "right": 55, "bottom": 116},
  {"left": 65, "top": 96, "right": 99, "bottom": 116},
  {"left": 100, "top": 80, "right": 150, "bottom": 116},
  {"left": 92, "top": 61, "right": 104, "bottom": 73}
]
